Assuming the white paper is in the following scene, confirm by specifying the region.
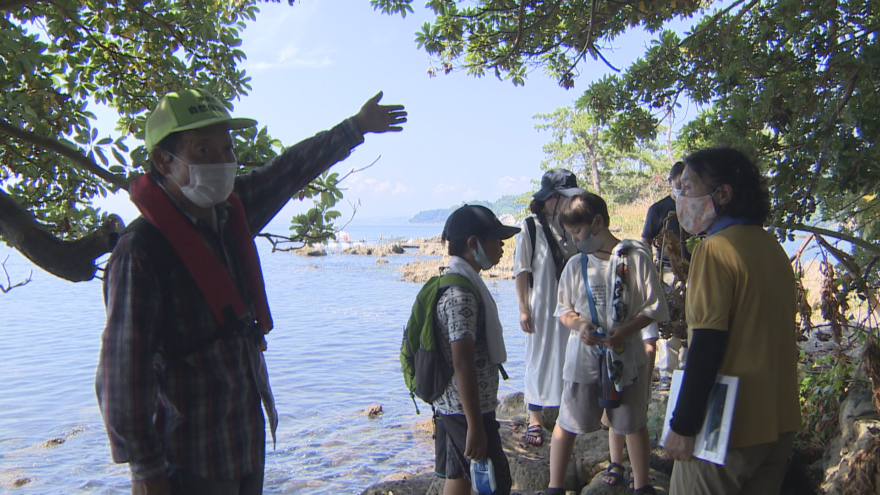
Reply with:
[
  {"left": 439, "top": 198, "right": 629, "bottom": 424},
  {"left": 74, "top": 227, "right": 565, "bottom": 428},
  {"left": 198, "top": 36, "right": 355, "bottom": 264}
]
[{"left": 661, "top": 370, "right": 739, "bottom": 465}]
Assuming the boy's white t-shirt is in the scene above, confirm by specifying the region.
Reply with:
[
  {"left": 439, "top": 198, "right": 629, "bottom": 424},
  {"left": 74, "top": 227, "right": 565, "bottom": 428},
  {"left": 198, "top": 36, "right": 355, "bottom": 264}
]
[{"left": 554, "top": 247, "right": 670, "bottom": 384}]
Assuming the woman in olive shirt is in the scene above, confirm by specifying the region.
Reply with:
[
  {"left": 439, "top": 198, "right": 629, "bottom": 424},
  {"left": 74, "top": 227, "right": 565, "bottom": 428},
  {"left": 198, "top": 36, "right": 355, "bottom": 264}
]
[{"left": 664, "top": 148, "right": 802, "bottom": 495}]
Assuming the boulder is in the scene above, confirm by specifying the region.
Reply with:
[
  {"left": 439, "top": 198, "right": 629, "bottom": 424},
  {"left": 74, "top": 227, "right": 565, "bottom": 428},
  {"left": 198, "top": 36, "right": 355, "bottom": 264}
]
[
  {"left": 293, "top": 245, "right": 326, "bottom": 256},
  {"left": 360, "top": 471, "right": 437, "bottom": 495},
  {"left": 822, "top": 385, "right": 880, "bottom": 494},
  {"left": 580, "top": 468, "right": 670, "bottom": 495},
  {"left": 363, "top": 404, "right": 383, "bottom": 418},
  {"left": 341, "top": 244, "right": 405, "bottom": 256},
  {"left": 376, "top": 258, "right": 389, "bottom": 266}
]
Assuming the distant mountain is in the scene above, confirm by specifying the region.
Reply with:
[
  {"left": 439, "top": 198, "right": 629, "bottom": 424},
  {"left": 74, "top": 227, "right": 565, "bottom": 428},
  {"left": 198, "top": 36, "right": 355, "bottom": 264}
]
[{"left": 408, "top": 195, "right": 527, "bottom": 224}]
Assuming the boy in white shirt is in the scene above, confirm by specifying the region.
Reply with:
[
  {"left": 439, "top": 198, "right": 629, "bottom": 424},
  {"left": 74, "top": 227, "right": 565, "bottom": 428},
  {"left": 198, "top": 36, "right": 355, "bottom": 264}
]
[{"left": 545, "top": 193, "right": 670, "bottom": 495}]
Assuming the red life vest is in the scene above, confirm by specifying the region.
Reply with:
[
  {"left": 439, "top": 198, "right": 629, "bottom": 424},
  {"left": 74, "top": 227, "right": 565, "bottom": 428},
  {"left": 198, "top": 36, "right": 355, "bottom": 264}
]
[{"left": 129, "top": 175, "right": 273, "bottom": 335}]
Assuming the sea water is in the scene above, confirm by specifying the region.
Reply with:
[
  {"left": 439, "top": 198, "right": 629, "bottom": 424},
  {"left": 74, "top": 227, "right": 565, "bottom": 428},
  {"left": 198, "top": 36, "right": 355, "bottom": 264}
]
[{"left": 0, "top": 220, "right": 528, "bottom": 494}]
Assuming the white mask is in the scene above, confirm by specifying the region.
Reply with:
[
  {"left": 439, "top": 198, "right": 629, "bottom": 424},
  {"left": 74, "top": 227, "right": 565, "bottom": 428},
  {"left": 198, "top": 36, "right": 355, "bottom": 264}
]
[
  {"left": 672, "top": 187, "right": 682, "bottom": 198},
  {"left": 574, "top": 219, "right": 602, "bottom": 254},
  {"left": 169, "top": 154, "right": 237, "bottom": 208},
  {"left": 471, "top": 240, "right": 494, "bottom": 270}
]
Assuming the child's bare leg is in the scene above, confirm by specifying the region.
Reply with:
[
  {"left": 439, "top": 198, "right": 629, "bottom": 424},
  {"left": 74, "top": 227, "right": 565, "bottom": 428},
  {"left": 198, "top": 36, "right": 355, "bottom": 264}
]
[
  {"left": 624, "top": 426, "right": 652, "bottom": 489},
  {"left": 443, "top": 477, "right": 471, "bottom": 495},
  {"left": 529, "top": 408, "right": 543, "bottom": 428},
  {"left": 548, "top": 426, "right": 577, "bottom": 488},
  {"left": 605, "top": 429, "right": 626, "bottom": 484}
]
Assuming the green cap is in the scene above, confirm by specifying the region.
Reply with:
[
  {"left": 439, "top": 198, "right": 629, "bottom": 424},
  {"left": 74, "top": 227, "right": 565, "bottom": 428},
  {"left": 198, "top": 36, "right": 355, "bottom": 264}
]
[{"left": 145, "top": 88, "right": 257, "bottom": 150}]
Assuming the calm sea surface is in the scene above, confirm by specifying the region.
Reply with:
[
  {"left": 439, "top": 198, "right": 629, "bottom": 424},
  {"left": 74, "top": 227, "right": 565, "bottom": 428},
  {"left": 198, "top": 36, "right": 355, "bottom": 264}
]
[{"left": 0, "top": 221, "right": 529, "bottom": 494}]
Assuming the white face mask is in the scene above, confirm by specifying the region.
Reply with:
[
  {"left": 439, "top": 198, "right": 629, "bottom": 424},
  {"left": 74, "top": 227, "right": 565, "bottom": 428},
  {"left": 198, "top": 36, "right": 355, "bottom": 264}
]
[
  {"left": 574, "top": 219, "right": 602, "bottom": 254},
  {"left": 672, "top": 187, "right": 683, "bottom": 198},
  {"left": 168, "top": 154, "right": 237, "bottom": 208},
  {"left": 471, "top": 240, "right": 494, "bottom": 270}
]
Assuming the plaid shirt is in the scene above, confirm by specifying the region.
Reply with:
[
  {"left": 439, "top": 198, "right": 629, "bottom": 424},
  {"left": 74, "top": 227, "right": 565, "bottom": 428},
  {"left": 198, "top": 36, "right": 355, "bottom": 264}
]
[{"left": 96, "top": 119, "right": 364, "bottom": 482}]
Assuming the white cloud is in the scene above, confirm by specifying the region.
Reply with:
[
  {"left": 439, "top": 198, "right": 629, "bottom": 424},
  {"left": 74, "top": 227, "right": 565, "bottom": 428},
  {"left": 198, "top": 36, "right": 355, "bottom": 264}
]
[
  {"left": 243, "top": 45, "right": 334, "bottom": 72},
  {"left": 461, "top": 188, "right": 481, "bottom": 200},
  {"left": 496, "top": 175, "right": 532, "bottom": 192},
  {"left": 374, "top": 181, "right": 392, "bottom": 192},
  {"left": 434, "top": 182, "right": 463, "bottom": 195},
  {"left": 392, "top": 183, "right": 412, "bottom": 195}
]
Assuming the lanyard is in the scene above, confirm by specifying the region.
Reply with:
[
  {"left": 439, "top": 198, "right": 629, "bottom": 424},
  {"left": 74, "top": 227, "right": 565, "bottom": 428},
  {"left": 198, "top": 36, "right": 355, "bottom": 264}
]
[{"left": 580, "top": 253, "right": 599, "bottom": 326}]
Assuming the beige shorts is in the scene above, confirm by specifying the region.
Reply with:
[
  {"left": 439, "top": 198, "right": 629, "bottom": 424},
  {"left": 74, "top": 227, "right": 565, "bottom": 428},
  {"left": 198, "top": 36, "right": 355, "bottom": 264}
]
[{"left": 556, "top": 364, "right": 649, "bottom": 436}]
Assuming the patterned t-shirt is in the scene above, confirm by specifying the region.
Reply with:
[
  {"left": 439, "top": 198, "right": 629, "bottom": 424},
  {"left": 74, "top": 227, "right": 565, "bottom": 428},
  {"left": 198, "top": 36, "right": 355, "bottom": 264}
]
[{"left": 432, "top": 285, "right": 499, "bottom": 415}]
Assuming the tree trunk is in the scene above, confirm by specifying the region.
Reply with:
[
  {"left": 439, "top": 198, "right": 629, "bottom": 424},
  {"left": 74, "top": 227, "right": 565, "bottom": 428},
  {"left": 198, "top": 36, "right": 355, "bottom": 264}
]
[
  {"left": 590, "top": 159, "right": 602, "bottom": 196},
  {"left": 0, "top": 189, "right": 125, "bottom": 282}
]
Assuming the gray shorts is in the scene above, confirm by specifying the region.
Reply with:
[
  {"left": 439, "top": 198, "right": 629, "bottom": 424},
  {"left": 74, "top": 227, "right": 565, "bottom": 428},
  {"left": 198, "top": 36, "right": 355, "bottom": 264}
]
[
  {"left": 434, "top": 412, "right": 512, "bottom": 495},
  {"left": 556, "top": 364, "right": 648, "bottom": 436}
]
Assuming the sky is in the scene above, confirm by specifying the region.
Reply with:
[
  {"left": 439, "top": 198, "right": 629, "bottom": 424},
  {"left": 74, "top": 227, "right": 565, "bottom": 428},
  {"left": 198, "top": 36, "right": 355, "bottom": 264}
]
[{"left": 91, "top": 0, "right": 715, "bottom": 226}]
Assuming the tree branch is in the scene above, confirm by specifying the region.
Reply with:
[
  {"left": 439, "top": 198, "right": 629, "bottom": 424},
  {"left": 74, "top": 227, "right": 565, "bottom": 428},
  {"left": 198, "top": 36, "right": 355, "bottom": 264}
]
[
  {"left": 0, "top": 0, "right": 40, "bottom": 12},
  {"left": 790, "top": 223, "right": 880, "bottom": 255},
  {"left": 0, "top": 120, "right": 129, "bottom": 190},
  {"left": 0, "top": 255, "right": 33, "bottom": 293},
  {"left": 813, "top": 233, "right": 880, "bottom": 323},
  {"left": 0, "top": 189, "right": 126, "bottom": 282}
]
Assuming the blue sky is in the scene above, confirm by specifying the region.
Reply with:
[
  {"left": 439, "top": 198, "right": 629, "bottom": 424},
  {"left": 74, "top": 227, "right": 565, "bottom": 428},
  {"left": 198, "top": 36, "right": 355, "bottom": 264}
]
[{"left": 92, "top": 1, "right": 714, "bottom": 226}]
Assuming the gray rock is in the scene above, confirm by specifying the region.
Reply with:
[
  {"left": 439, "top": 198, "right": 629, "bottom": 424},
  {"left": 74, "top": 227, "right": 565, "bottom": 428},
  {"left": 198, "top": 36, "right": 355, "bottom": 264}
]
[
  {"left": 360, "top": 472, "right": 436, "bottom": 495},
  {"left": 497, "top": 392, "right": 528, "bottom": 423},
  {"left": 580, "top": 468, "right": 669, "bottom": 495},
  {"left": 822, "top": 384, "right": 880, "bottom": 495},
  {"left": 839, "top": 387, "right": 878, "bottom": 446}
]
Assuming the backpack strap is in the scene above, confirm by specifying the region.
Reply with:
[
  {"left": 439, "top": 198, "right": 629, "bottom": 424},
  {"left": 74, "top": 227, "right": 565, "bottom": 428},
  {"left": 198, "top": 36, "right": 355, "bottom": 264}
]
[
  {"left": 580, "top": 253, "right": 600, "bottom": 326},
  {"left": 526, "top": 216, "right": 537, "bottom": 288},
  {"left": 435, "top": 274, "right": 508, "bottom": 380},
  {"left": 537, "top": 213, "right": 566, "bottom": 282}
]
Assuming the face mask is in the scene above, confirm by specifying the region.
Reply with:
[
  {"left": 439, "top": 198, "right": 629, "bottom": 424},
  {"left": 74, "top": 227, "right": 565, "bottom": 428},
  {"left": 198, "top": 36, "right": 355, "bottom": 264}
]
[
  {"left": 575, "top": 220, "right": 602, "bottom": 254},
  {"left": 471, "top": 240, "right": 494, "bottom": 270},
  {"left": 168, "top": 154, "right": 237, "bottom": 208},
  {"left": 672, "top": 187, "right": 682, "bottom": 198},
  {"left": 676, "top": 190, "right": 719, "bottom": 235}
]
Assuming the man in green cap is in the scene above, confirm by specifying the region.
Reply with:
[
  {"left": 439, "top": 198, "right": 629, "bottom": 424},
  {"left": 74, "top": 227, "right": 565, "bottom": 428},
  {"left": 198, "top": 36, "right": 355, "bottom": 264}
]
[{"left": 96, "top": 88, "right": 406, "bottom": 495}]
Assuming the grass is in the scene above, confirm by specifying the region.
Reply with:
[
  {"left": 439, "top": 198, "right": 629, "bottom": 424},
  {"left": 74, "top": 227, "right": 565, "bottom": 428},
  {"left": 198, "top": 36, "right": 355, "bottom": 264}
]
[{"left": 609, "top": 198, "right": 653, "bottom": 242}]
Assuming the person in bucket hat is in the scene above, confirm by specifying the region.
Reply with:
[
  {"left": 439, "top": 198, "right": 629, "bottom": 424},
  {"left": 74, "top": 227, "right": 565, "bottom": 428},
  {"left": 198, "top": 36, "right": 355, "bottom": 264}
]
[
  {"left": 96, "top": 88, "right": 406, "bottom": 495},
  {"left": 513, "top": 169, "right": 582, "bottom": 447}
]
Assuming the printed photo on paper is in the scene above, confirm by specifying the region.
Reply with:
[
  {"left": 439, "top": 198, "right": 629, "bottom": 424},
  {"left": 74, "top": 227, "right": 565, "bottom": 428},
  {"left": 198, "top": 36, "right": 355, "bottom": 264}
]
[{"left": 660, "top": 370, "right": 739, "bottom": 466}]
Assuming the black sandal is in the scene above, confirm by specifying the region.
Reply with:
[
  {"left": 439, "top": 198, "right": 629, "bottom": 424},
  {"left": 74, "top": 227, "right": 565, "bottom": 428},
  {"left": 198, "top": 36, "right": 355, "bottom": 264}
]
[
  {"left": 523, "top": 423, "right": 544, "bottom": 446},
  {"left": 634, "top": 485, "right": 658, "bottom": 495},
  {"left": 602, "top": 462, "right": 625, "bottom": 486}
]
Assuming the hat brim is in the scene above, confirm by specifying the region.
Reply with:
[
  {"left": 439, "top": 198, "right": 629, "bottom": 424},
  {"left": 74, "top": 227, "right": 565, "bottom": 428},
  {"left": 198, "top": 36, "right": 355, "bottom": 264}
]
[
  {"left": 557, "top": 186, "right": 585, "bottom": 197},
  {"left": 533, "top": 188, "right": 555, "bottom": 201},
  {"left": 493, "top": 225, "right": 522, "bottom": 240},
  {"left": 534, "top": 186, "right": 584, "bottom": 200},
  {"left": 173, "top": 116, "right": 257, "bottom": 134}
]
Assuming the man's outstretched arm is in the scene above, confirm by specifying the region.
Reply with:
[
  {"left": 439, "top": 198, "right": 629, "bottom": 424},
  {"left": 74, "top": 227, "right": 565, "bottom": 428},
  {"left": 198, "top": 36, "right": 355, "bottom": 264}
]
[{"left": 238, "top": 92, "right": 407, "bottom": 234}]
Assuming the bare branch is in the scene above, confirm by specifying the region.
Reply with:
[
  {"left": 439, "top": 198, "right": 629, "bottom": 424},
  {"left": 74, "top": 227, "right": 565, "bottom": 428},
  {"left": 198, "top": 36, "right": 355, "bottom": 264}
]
[
  {"left": 0, "top": 255, "right": 33, "bottom": 293},
  {"left": 337, "top": 156, "right": 379, "bottom": 184},
  {"left": 0, "top": 120, "right": 129, "bottom": 190}
]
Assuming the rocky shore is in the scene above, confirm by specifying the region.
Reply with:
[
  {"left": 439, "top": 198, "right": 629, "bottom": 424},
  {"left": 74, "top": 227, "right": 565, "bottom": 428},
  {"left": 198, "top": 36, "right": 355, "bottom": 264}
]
[
  {"left": 396, "top": 235, "right": 516, "bottom": 283},
  {"left": 361, "top": 382, "right": 880, "bottom": 495},
  {"left": 360, "top": 328, "right": 880, "bottom": 495},
  {"left": 361, "top": 390, "right": 674, "bottom": 495}
]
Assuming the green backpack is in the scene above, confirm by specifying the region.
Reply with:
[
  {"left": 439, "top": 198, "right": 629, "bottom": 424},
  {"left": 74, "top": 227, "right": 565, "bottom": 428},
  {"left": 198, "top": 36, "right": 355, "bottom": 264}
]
[{"left": 400, "top": 273, "right": 481, "bottom": 414}]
